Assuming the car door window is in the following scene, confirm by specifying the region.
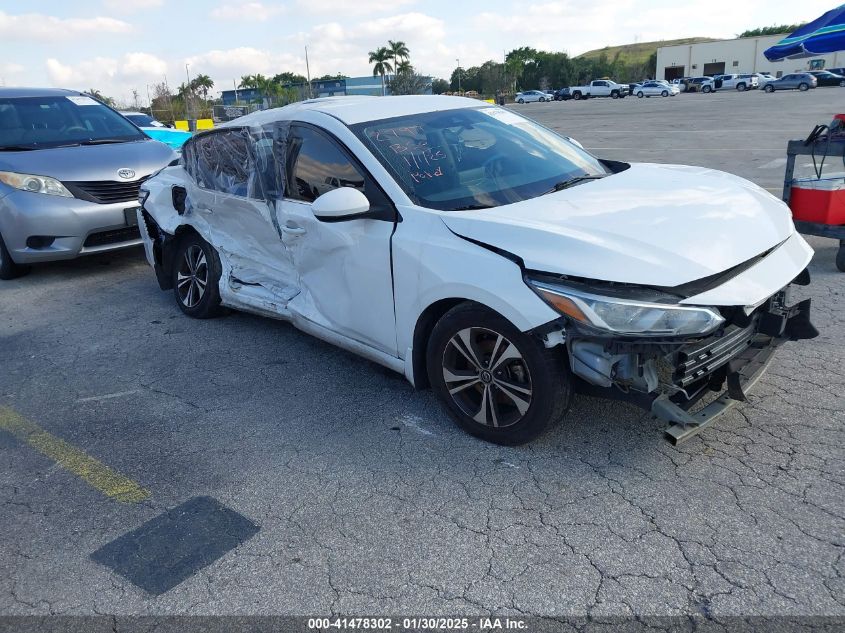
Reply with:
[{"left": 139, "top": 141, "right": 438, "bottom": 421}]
[
  {"left": 192, "top": 130, "right": 259, "bottom": 199},
  {"left": 286, "top": 126, "right": 365, "bottom": 203}
]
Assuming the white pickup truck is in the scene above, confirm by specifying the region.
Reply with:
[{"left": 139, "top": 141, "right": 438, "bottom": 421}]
[{"left": 569, "top": 80, "right": 629, "bottom": 100}]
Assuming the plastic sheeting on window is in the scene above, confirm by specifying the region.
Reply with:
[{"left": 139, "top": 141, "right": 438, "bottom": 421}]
[{"left": 192, "top": 130, "right": 252, "bottom": 198}]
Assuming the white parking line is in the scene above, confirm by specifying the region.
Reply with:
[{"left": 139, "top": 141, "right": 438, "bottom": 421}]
[{"left": 76, "top": 390, "right": 140, "bottom": 403}]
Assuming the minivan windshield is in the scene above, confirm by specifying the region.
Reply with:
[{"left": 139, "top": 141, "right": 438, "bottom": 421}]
[
  {"left": 352, "top": 106, "right": 608, "bottom": 211},
  {"left": 0, "top": 95, "right": 146, "bottom": 150}
]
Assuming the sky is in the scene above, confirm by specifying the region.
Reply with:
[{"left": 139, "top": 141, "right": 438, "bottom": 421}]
[{"left": 0, "top": 1, "right": 838, "bottom": 105}]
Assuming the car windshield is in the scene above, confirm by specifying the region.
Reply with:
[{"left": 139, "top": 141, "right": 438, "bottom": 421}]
[
  {"left": 352, "top": 106, "right": 608, "bottom": 211},
  {"left": 125, "top": 113, "right": 163, "bottom": 127},
  {"left": 0, "top": 95, "right": 146, "bottom": 150}
]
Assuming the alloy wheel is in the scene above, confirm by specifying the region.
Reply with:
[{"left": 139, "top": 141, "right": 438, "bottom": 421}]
[
  {"left": 177, "top": 245, "right": 208, "bottom": 308},
  {"left": 441, "top": 327, "right": 533, "bottom": 428}
]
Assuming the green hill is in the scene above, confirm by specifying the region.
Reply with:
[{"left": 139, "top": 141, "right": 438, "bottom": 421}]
[{"left": 577, "top": 38, "right": 718, "bottom": 65}]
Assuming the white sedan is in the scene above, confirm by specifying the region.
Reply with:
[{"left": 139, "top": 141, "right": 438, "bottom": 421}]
[
  {"left": 515, "top": 90, "right": 548, "bottom": 103},
  {"left": 634, "top": 81, "right": 680, "bottom": 97},
  {"left": 138, "top": 95, "right": 816, "bottom": 445}
]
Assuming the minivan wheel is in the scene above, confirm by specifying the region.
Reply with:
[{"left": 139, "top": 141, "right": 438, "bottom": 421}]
[
  {"left": 0, "top": 232, "right": 30, "bottom": 280},
  {"left": 172, "top": 233, "right": 223, "bottom": 318},
  {"left": 427, "top": 303, "right": 572, "bottom": 445},
  {"left": 799, "top": 82, "right": 809, "bottom": 91}
]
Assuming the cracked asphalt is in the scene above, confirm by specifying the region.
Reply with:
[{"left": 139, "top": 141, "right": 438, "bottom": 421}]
[{"left": 0, "top": 89, "right": 843, "bottom": 620}]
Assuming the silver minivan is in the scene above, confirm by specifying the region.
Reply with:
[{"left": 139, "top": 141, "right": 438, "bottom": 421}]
[{"left": 0, "top": 87, "right": 176, "bottom": 279}]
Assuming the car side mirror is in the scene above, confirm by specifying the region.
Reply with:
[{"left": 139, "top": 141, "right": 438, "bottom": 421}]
[{"left": 311, "top": 187, "right": 370, "bottom": 221}]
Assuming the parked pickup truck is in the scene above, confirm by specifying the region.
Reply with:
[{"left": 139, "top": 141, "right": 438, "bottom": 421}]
[{"left": 570, "top": 80, "right": 629, "bottom": 100}]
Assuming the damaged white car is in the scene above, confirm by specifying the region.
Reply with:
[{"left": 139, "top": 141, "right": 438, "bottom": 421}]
[{"left": 138, "top": 95, "right": 817, "bottom": 445}]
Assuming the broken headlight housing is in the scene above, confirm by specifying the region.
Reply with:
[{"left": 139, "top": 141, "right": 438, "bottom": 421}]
[{"left": 528, "top": 278, "right": 724, "bottom": 337}]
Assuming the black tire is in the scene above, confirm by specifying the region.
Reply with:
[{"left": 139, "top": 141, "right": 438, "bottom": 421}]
[
  {"left": 572, "top": 92, "right": 582, "bottom": 100},
  {"left": 661, "top": 90, "right": 669, "bottom": 97},
  {"left": 172, "top": 232, "right": 223, "bottom": 318},
  {"left": 0, "top": 232, "right": 30, "bottom": 280},
  {"left": 798, "top": 82, "right": 809, "bottom": 91},
  {"left": 764, "top": 84, "right": 774, "bottom": 93},
  {"left": 427, "top": 302, "right": 572, "bottom": 445},
  {"left": 836, "top": 245, "right": 845, "bottom": 272},
  {"left": 611, "top": 91, "right": 619, "bottom": 99},
  {"left": 702, "top": 85, "right": 712, "bottom": 93},
  {"left": 737, "top": 83, "right": 746, "bottom": 91},
  {"left": 637, "top": 91, "right": 644, "bottom": 98},
  {"left": 517, "top": 98, "right": 524, "bottom": 104},
  {"left": 539, "top": 96, "right": 545, "bottom": 102}
]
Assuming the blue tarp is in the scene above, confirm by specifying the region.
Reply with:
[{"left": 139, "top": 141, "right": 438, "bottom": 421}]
[
  {"left": 764, "top": 4, "right": 845, "bottom": 60},
  {"left": 143, "top": 127, "right": 192, "bottom": 151}
]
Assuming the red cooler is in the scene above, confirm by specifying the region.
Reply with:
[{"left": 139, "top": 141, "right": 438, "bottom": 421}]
[{"left": 789, "top": 176, "right": 845, "bottom": 225}]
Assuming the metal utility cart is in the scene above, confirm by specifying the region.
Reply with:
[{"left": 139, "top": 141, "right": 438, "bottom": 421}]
[{"left": 781, "top": 138, "right": 845, "bottom": 272}]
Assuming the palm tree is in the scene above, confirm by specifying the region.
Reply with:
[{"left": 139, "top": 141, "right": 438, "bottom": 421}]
[
  {"left": 387, "top": 40, "right": 410, "bottom": 70},
  {"left": 190, "top": 74, "right": 214, "bottom": 100},
  {"left": 368, "top": 47, "right": 393, "bottom": 96},
  {"left": 396, "top": 60, "right": 413, "bottom": 75}
]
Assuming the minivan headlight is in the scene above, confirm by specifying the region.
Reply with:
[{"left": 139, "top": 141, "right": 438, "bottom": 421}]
[
  {"left": 0, "top": 171, "right": 73, "bottom": 197},
  {"left": 528, "top": 279, "right": 724, "bottom": 337}
]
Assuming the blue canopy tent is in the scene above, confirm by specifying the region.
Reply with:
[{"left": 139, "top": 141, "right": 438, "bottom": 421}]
[{"left": 764, "top": 4, "right": 845, "bottom": 60}]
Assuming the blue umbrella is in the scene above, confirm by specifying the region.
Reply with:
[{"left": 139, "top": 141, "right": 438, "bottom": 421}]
[{"left": 764, "top": 4, "right": 845, "bottom": 60}]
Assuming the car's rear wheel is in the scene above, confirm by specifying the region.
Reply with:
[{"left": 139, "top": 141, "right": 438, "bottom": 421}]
[
  {"left": 427, "top": 303, "right": 572, "bottom": 445},
  {"left": 0, "top": 232, "right": 30, "bottom": 280},
  {"left": 172, "top": 232, "right": 223, "bottom": 319},
  {"left": 572, "top": 92, "right": 582, "bottom": 100},
  {"left": 799, "top": 82, "right": 809, "bottom": 91},
  {"left": 764, "top": 84, "right": 775, "bottom": 93}
]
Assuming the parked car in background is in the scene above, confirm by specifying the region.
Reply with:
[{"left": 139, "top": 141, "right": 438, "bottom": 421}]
[
  {"left": 634, "top": 81, "right": 680, "bottom": 97},
  {"left": 827, "top": 67, "right": 845, "bottom": 76},
  {"left": 763, "top": 73, "right": 818, "bottom": 92},
  {"left": 137, "top": 95, "right": 817, "bottom": 445},
  {"left": 714, "top": 74, "right": 759, "bottom": 91},
  {"left": 553, "top": 87, "right": 572, "bottom": 101},
  {"left": 752, "top": 73, "right": 777, "bottom": 88},
  {"left": 569, "top": 80, "right": 629, "bottom": 100},
  {"left": 808, "top": 71, "right": 845, "bottom": 87},
  {"left": 686, "top": 77, "right": 716, "bottom": 93},
  {"left": 0, "top": 88, "right": 176, "bottom": 279},
  {"left": 671, "top": 77, "right": 692, "bottom": 92},
  {"left": 515, "top": 90, "right": 548, "bottom": 103},
  {"left": 120, "top": 111, "right": 192, "bottom": 151}
]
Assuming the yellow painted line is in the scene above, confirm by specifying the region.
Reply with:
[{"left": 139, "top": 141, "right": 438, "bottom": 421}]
[{"left": 0, "top": 407, "right": 150, "bottom": 503}]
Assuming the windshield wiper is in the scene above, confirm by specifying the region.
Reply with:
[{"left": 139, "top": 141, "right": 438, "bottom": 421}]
[
  {"left": 0, "top": 145, "right": 37, "bottom": 151},
  {"left": 542, "top": 174, "right": 607, "bottom": 195},
  {"left": 451, "top": 204, "right": 492, "bottom": 211},
  {"left": 78, "top": 138, "right": 133, "bottom": 145}
]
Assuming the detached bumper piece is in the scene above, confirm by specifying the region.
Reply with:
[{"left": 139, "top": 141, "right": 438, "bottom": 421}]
[{"left": 655, "top": 298, "right": 817, "bottom": 445}]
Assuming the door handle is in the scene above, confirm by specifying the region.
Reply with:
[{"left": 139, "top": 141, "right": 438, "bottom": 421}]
[{"left": 282, "top": 226, "right": 306, "bottom": 236}]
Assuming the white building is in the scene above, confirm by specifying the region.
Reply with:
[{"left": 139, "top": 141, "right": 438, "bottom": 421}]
[{"left": 656, "top": 35, "right": 845, "bottom": 80}]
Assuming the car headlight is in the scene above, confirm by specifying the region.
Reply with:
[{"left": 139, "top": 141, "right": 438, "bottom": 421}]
[
  {"left": 0, "top": 171, "right": 73, "bottom": 197},
  {"left": 528, "top": 279, "right": 724, "bottom": 337}
]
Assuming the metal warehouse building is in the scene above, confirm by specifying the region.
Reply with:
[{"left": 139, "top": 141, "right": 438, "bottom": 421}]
[
  {"left": 656, "top": 35, "right": 845, "bottom": 80},
  {"left": 221, "top": 75, "right": 430, "bottom": 106}
]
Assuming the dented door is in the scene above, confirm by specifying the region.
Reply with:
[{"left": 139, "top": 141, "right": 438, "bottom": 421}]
[{"left": 277, "top": 124, "right": 398, "bottom": 355}]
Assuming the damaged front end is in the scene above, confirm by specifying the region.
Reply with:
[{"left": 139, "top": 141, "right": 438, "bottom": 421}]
[{"left": 528, "top": 271, "right": 818, "bottom": 444}]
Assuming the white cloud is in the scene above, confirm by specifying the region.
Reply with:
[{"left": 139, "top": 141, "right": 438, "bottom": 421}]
[
  {"left": 210, "top": 2, "right": 286, "bottom": 21},
  {"left": 186, "top": 47, "right": 304, "bottom": 79},
  {"left": 120, "top": 53, "right": 169, "bottom": 79},
  {"left": 297, "top": 0, "right": 416, "bottom": 14},
  {"left": 102, "top": 0, "right": 164, "bottom": 13},
  {"left": 0, "top": 11, "right": 131, "bottom": 40}
]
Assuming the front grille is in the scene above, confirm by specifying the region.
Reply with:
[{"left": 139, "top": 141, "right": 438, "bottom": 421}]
[
  {"left": 83, "top": 226, "right": 141, "bottom": 248},
  {"left": 673, "top": 321, "right": 758, "bottom": 388},
  {"left": 65, "top": 176, "right": 149, "bottom": 204}
]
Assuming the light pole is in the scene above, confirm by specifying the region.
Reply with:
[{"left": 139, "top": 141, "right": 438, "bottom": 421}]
[{"left": 456, "top": 58, "right": 461, "bottom": 94}]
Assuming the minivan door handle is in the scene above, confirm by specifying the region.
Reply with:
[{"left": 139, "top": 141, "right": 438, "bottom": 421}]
[{"left": 282, "top": 226, "right": 306, "bottom": 236}]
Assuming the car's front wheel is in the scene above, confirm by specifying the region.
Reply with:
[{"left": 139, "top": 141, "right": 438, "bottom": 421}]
[
  {"left": 637, "top": 91, "right": 644, "bottom": 98},
  {"left": 517, "top": 98, "right": 524, "bottom": 104},
  {"left": 427, "top": 303, "right": 572, "bottom": 445},
  {"left": 172, "top": 232, "right": 223, "bottom": 318},
  {"left": 0, "top": 232, "right": 30, "bottom": 280},
  {"left": 661, "top": 90, "right": 669, "bottom": 97},
  {"left": 764, "top": 84, "right": 775, "bottom": 93},
  {"left": 737, "top": 83, "right": 746, "bottom": 91},
  {"left": 702, "top": 85, "right": 712, "bottom": 93}
]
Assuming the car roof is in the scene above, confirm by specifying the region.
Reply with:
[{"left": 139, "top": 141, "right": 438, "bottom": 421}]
[
  {"left": 221, "top": 95, "right": 485, "bottom": 127},
  {"left": 0, "top": 86, "right": 85, "bottom": 98}
]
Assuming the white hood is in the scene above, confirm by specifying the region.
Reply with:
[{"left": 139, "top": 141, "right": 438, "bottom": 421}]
[{"left": 440, "top": 163, "right": 795, "bottom": 288}]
